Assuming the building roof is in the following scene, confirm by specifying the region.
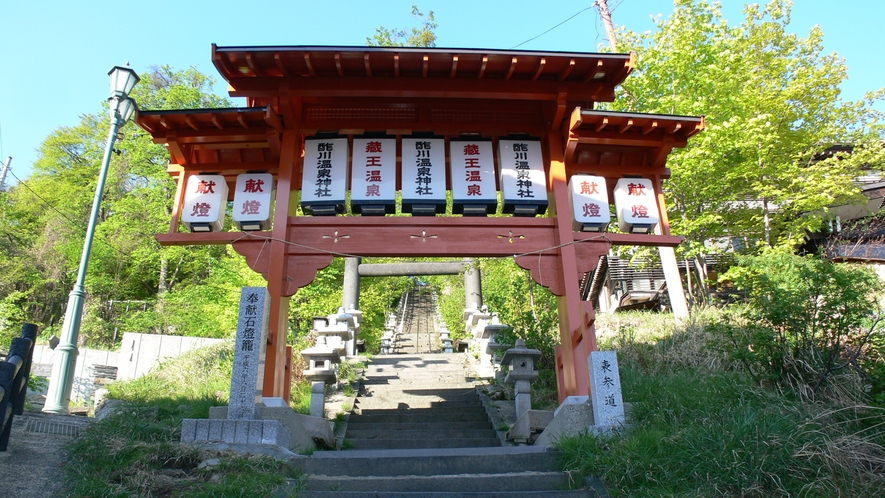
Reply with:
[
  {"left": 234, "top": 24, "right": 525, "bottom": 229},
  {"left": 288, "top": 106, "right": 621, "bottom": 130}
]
[{"left": 211, "top": 45, "right": 635, "bottom": 104}]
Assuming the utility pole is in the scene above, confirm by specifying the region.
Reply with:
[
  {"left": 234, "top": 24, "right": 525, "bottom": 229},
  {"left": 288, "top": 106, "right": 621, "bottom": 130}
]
[
  {"left": 594, "top": 0, "right": 618, "bottom": 51},
  {"left": 593, "top": 1, "right": 691, "bottom": 320},
  {"left": 0, "top": 157, "right": 10, "bottom": 190}
]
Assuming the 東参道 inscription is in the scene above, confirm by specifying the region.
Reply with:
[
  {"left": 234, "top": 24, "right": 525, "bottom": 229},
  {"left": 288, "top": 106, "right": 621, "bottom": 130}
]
[{"left": 589, "top": 350, "right": 625, "bottom": 429}]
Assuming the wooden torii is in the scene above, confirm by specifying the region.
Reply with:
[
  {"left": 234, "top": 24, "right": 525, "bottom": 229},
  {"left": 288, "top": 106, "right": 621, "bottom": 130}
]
[{"left": 136, "top": 45, "right": 704, "bottom": 403}]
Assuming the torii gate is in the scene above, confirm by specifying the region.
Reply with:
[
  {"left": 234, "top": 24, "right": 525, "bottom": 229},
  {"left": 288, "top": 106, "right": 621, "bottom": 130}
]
[{"left": 136, "top": 45, "right": 704, "bottom": 403}]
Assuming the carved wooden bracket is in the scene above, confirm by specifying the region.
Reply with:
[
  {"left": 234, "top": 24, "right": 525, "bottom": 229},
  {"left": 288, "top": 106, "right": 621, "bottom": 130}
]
[
  {"left": 232, "top": 239, "right": 333, "bottom": 296},
  {"left": 514, "top": 239, "right": 610, "bottom": 296}
]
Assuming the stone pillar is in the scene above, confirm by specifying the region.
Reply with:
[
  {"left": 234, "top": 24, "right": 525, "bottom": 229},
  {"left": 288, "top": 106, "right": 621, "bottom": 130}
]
[
  {"left": 514, "top": 379, "right": 532, "bottom": 418},
  {"left": 464, "top": 260, "right": 483, "bottom": 309},
  {"left": 310, "top": 381, "right": 326, "bottom": 418},
  {"left": 343, "top": 257, "right": 361, "bottom": 354}
]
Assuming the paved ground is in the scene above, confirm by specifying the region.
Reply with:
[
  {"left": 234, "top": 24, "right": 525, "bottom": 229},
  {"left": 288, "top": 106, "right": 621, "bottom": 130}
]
[{"left": 1, "top": 410, "right": 91, "bottom": 497}]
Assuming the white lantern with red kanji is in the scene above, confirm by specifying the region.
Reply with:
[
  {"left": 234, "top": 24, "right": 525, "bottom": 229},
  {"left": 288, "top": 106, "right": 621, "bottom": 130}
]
[
  {"left": 301, "top": 138, "right": 349, "bottom": 216},
  {"left": 614, "top": 177, "right": 660, "bottom": 234},
  {"left": 232, "top": 173, "right": 275, "bottom": 231},
  {"left": 401, "top": 137, "right": 447, "bottom": 215},
  {"left": 182, "top": 174, "right": 229, "bottom": 232},
  {"left": 449, "top": 140, "right": 497, "bottom": 216},
  {"left": 498, "top": 139, "right": 548, "bottom": 217},
  {"left": 351, "top": 137, "right": 397, "bottom": 215},
  {"left": 568, "top": 174, "right": 610, "bottom": 232}
]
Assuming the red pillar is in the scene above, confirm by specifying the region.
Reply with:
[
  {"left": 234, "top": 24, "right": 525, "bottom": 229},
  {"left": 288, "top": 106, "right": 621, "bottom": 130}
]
[{"left": 263, "top": 129, "right": 299, "bottom": 398}]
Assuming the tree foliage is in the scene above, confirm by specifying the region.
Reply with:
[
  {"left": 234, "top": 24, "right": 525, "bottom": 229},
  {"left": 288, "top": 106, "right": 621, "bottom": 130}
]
[
  {"left": 367, "top": 5, "right": 437, "bottom": 47},
  {"left": 607, "top": 0, "right": 885, "bottom": 253},
  {"left": 0, "top": 66, "right": 240, "bottom": 348}
]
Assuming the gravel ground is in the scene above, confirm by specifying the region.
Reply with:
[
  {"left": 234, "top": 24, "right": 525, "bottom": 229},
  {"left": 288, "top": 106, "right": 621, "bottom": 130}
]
[{"left": 1, "top": 410, "right": 91, "bottom": 497}]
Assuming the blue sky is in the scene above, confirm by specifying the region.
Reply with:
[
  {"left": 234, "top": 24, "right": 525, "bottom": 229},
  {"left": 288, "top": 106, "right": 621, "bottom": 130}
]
[{"left": 1, "top": 0, "right": 882, "bottom": 182}]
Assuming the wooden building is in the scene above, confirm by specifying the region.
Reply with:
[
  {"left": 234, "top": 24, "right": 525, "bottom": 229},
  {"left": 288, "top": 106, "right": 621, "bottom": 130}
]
[{"left": 136, "top": 45, "right": 704, "bottom": 402}]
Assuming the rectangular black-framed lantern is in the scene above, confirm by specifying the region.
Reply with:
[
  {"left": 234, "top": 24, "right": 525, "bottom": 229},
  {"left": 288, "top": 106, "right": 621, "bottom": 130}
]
[
  {"left": 449, "top": 139, "right": 498, "bottom": 216},
  {"left": 401, "top": 137, "right": 447, "bottom": 215},
  {"left": 301, "top": 137, "right": 349, "bottom": 216},
  {"left": 498, "top": 138, "right": 548, "bottom": 217}
]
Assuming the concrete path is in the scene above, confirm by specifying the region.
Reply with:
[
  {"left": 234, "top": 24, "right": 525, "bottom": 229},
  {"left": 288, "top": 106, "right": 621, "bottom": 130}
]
[{"left": 0, "top": 411, "right": 92, "bottom": 497}]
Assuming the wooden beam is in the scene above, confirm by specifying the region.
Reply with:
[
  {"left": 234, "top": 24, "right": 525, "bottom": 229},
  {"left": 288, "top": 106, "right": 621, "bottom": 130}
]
[
  {"left": 303, "top": 53, "right": 316, "bottom": 76},
  {"left": 184, "top": 116, "right": 200, "bottom": 131},
  {"left": 618, "top": 119, "right": 633, "bottom": 133},
  {"left": 506, "top": 57, "right": 518, "bottom": 80},
  {"left": 595, "top": 117, "right": 609, "bottom": 132},
  {"left": 226, "top": 76, "right": 609, "bottom": 103},
  {"left": 245, "top": 53, "right": 259, "bottom": 74},
  {"left": 450, "top": 55, "right": 458, "bottom": 79},
  {"left": 334, "top": 53, "right": 344, "bottom": 77},
  {"left": 364, "top": 53, "right": 372, "bottom": 77},
  {"left": 559, "top": 58, "right": 575, "bottom": 81},
  {"left": 422, "top": 55, "right": 429, "bottom": 78},
  {"left": 274, "top": 53, "right": 293, "bottom": 77},
  {"left": 532, "top": 58, "right": 546, "bottom": 81},
  {"left": 478, "top": 55, "right": 488, "bottom": 79}
]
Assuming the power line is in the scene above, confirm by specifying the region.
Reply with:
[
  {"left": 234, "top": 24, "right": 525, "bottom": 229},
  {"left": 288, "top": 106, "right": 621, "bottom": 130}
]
[
  {"left": 6, "top": 169, "right": 132, "bottom": 260},
  {"left": 511, "top": 7, "right": 594, "bottom": 49},
  {"left": 8, "top": 169, "right": 82, "bottom": 228}
]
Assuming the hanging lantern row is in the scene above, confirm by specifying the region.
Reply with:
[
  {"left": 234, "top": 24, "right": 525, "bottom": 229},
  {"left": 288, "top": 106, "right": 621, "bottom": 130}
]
[
  {"left": 301, "top": 137, "right": 548, "bottom": 218},
  {"left": 179, "top": 138, "right": 659, "bottom": 235}
]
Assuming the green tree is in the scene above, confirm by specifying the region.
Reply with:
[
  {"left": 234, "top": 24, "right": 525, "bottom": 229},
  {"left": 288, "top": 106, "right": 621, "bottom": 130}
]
[
  {"left": 606, "top": 0, "right": 885, "bottom": 255},
  {"left": 367, "top": 5, "right": 438, "bottom": 47},
  {"left": 0, "top": 66, "right": 241, "bottom": 346}
]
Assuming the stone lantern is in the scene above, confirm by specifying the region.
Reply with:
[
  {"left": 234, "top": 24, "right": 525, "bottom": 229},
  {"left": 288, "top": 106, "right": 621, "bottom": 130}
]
[
  {"left": 501, "top": 339, "right": 542, "bottom": 419},
  {"left": 479, "top": 314, "right": 510, "bottom": 366},
  {"left": 301, "top": 340, "right": 341, "bottom": 418},
  {"left": 315, "top": 312, "right": 353, "bottom": 357}
]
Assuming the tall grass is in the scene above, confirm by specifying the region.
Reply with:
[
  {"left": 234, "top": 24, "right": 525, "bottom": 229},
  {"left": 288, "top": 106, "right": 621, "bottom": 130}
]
[
  {"left": 558, "top": 309, "right": 885, "bottom": 497},
  {"left": 67, "top": 342, "right": 302, "bottom": 497}
]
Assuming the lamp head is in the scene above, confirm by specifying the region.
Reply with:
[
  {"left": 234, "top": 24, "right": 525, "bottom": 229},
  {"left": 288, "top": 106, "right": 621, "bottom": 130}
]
[
  {"left": 108, "top": 65, "right": 140, "bottom": 98},
  {"left": 116, "top": 97, "right": 138, "bottom": 123}
]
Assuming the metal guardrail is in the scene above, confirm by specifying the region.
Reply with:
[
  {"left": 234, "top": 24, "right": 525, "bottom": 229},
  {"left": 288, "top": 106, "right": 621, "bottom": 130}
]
[{"left": 1, "top": 323, "right": 38, "bottom": 451}]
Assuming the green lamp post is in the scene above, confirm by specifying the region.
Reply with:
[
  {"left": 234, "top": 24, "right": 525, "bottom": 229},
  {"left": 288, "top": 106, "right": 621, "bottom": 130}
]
[{"left": 43, "top": 66, "right": 140, "bottom": 414}]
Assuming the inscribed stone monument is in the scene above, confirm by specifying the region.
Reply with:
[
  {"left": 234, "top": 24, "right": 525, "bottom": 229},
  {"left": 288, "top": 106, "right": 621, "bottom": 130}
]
[
  {"left": 228, "top": 287, "right": 270, "bottom": 420},
  {"left": 589, "top": 350, "right": 625, "bottom": 429}
]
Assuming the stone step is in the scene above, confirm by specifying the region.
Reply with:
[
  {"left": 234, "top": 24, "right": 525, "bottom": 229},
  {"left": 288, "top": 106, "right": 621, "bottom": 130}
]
[
  {"left": 302, "top": 471, "right": 575, "bottom": 492},
  {"left": 346, "top": 421, "right": 495, "bottom": 432},
  {"left": 345, "top": 428, "right": 498, "bottom": 440},
  {"left": 353, "top": 404, "right": 483, "bottom": 415},
  {"left": 294, "top": 491, "right": 590, "bottom": 498},
  {"left": 348, "top": 411, "right": 490, "bottom": 424},
  {"left": 345, "top": 437, "right": 502, "bottom": 450},
  {"left": 299, "top": 447, "right": 560, "bottom": 477}
]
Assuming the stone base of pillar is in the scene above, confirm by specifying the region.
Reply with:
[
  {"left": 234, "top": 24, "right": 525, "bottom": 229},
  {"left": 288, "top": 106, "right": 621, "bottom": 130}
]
[
  {"left": 310, "top": 380, "right": 326, "bottom": 418},
  {"left": 515, "top": 379, "right": 532, "bottom": 418}
]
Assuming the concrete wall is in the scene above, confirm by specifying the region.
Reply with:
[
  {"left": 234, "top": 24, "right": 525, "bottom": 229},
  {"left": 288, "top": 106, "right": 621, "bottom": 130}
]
[
  {"left": 117, "top": 333, "right": 226, "bottom": 381},
  {"left": 31, "top": 332, "right": 225, "bottom": 404}
]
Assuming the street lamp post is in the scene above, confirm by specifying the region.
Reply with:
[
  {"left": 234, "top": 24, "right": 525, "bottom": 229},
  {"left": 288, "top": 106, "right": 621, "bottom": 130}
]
[{"left": 43, "top": 66, "right": 140, "bottom": 414}]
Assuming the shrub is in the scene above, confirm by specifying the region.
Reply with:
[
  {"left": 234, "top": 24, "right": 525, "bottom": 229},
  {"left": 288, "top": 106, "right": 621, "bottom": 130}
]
[{"left": 720, "top": 249, "right": 882, "bottom": 397}]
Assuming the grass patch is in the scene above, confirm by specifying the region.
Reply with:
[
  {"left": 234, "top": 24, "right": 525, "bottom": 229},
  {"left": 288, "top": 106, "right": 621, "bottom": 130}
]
[
  {"left": 557, "top": 310, "right": 885, "bottom": 497},
  {"left": 66, "top": 342, "right": 302, "bottom": 497}
]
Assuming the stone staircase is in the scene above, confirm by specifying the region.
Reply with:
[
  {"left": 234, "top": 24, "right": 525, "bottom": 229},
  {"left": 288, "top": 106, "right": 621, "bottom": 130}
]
[
  {"left": 291, "top": 352, "right": 600, "bottom": 497},
  {"left": 345, "top": 354, "right": 498, "bottom": 450}
]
